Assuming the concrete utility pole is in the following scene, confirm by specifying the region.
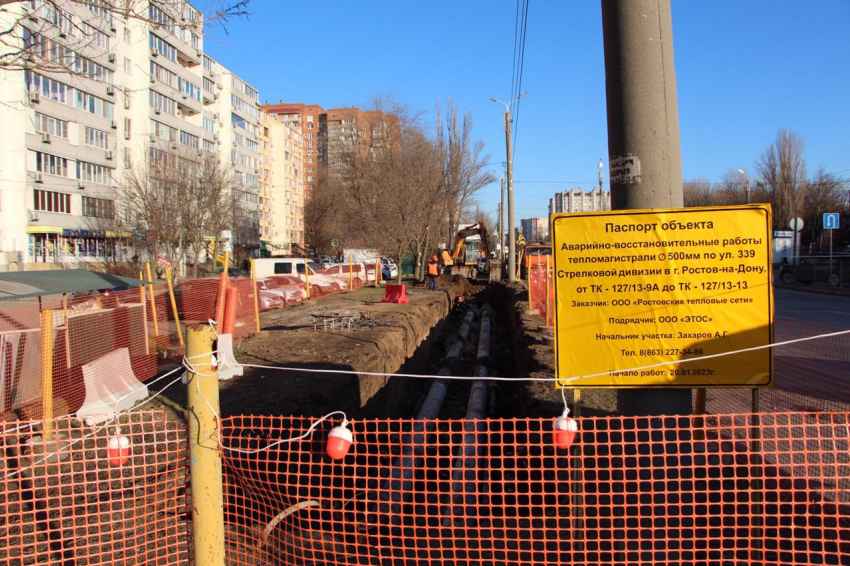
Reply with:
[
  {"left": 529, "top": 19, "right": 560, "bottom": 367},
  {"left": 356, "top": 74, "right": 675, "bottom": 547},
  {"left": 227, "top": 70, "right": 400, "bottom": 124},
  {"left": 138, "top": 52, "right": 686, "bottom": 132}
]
[
  {"left": 491, "top": 93, "right": 526, "bottom": 283},
  {"left": 500, "top": 174, "right": 505, "bottom": 261},
  {"left": 601, "top": 0, "right": 690, "bottom": 416}
]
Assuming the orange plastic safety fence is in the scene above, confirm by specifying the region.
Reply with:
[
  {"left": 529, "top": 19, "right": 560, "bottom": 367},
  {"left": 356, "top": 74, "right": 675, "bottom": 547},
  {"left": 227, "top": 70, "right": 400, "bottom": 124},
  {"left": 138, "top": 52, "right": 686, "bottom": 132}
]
[
  {"left": 219, "top": 412, "right": 849, "bottom": 566},
  {"left": 0, "top": 410, "right": 189, "bottom": 565}
]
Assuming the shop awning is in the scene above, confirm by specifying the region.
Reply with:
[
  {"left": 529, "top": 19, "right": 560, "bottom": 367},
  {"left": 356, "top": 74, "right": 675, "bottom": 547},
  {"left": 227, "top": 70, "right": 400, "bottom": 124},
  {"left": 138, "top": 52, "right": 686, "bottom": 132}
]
[
  {"left": 25, "top": 226, "right": 63, "bottom": 235},
  {"left": 0, "top": 269, "right": 148, "bottom": 301}
]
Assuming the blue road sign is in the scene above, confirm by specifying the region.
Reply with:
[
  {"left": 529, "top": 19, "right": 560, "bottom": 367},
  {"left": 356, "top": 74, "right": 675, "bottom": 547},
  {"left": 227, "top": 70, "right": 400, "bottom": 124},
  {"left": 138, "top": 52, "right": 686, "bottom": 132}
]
[{"left": 823, "top": 213, "right": 840, "bottom": 230}]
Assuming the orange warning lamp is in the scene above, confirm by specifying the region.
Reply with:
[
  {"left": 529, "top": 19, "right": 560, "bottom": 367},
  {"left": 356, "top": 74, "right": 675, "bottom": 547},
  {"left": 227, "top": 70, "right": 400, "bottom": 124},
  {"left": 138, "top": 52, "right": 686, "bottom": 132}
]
[
  {"left": 553, "top": 409, "right": 578, "bottom": 450},
  {"left": 107, "top": 429, "right": 131, "bottom": 466},
  {"left": 326, "top": 421, "right": 353, "bottom": 460}
]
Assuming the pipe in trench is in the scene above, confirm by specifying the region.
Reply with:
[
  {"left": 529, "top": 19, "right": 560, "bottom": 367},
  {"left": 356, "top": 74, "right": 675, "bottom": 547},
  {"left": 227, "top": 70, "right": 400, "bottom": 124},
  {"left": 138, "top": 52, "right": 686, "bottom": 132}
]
[
  {"left": 368, "top": 307, "right": 479, "bottom": 526},
  {"left": 441, "top": 305, "right": 494, "bottom": 527}
]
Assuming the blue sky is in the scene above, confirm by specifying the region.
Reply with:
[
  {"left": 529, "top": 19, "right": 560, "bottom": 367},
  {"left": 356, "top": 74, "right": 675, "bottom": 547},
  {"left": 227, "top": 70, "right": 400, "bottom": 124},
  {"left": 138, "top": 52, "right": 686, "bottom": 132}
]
[{"left": 204, "top": 0, "right": 850, "bottom": 221}]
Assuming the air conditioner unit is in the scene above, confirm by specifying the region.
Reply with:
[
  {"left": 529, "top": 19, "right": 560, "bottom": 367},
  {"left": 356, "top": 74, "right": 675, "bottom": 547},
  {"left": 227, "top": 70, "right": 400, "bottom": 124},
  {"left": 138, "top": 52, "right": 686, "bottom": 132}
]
[
  {"left": 124, "top": 130, "right": 131, "bottom": 140},
  {"left": 231, "top": 104, "right": 237, "bottom": 112},
  {"left": 182, "top": 92, "right": 188, "bottom": 99},
  {"left": 78, "top": 182, "right": 85, "bottom": 190},
  {"left": 110, "top": 24, "right": 116, "bottom": 32},
  {"left": 150, "top": 134, "right": 156, "bottom": 143},
  {"left": 232, "top": 141, "right": 237, "bottom": 147},
  {"left": 106, "top": 86, "right": 115, "bottom": 96},
  {"left": 171, "top": 143, "right": 178, "bottom": 150},
  {"left": 59, "top": 30, "right": 67, "bottom": 39},
  {"left": 150, "top": 75, "right": 156, "bottom": 84},
  {"left": 196, "top": 50, "right": 202, "bottom": 59},
  {"left": 111, "top": 120, "right": 118, "bottom": 129},
  {"left": 216, "top": 83, "right": 222, "bottom": 91},
  {"left": 123, "top": 97, "right": 130, "bottom": 109},
  {"left": 34, "top": 173, "right": 44, "bottom": 183},
  {"left": 213, "top": 112, "right": 219, "bottom": 120},
  {"left": 108, "top": 53, "right": 116, "bottom": 63},
  {"left": 41, "top": 132, "right": 51, "bottom": 144},
  {"left": 105, "top": 150, "right": 113, "bottom": 160},
  {"left": 150, "top": 47, "right": 158, "bottom": 57},
  {"left": 154, "top": 107, "right": 161, "bottom": 115},
  {"left": 213, "top": 93, "right": 219, "bottom": 101},
  {"left": 29, "top": 211, "right": 39, "bottom": 222},
  {"left": 29, "top": 91, "right": 40, "bottom": 104},
  {"left": 217, "top": 139, "right": 221, "bottom": 146}
]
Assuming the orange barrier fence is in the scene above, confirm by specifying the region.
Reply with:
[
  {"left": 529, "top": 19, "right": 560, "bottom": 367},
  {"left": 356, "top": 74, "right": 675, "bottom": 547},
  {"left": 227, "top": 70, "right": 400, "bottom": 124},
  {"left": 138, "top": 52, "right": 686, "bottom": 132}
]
[
  {"left": 219, "top": 412, "right": 850, "bottom": 566},
  {"left": 0, "top": 411, "right": 189, "bottom": 565}
]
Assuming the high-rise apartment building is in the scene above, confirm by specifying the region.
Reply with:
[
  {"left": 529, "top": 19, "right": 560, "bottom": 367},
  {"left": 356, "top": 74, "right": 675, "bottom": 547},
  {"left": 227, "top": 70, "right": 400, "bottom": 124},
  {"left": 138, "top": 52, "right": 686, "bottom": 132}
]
[
  {"left": 548, "top": 188, "right": 610, "bottom": 216},
  {"left": 267, "top": 117, "right": 304, "bottom": 253},
  {"left": 325, "top": 108, "right": 397, "bottom": 175},
  {"left": 260, "top": 102, "right": 325, "bottom": 199},
  {"left": 0, "top": 1, "right": 265, "bottom": 269},
  {"left": 520, "top": 217, "right": 549, "bottom": 244}
]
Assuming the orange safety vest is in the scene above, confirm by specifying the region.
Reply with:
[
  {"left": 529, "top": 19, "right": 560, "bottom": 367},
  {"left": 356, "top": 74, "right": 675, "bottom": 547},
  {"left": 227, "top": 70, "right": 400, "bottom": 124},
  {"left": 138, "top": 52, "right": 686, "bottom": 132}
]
[{"left": 427, "top": 261, "right": 439, "bottom": 276}]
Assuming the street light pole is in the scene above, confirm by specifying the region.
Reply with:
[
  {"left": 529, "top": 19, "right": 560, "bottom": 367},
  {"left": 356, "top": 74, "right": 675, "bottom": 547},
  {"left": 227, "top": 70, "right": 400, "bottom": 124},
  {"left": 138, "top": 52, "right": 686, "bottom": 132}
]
[
  {"left": 738, "top": 169, "right": 750, "bottom": 204},
  {"left": 500, "top": 173, "right": 505, "bottom": 262},
  {"left": 491, "top": 93, "right": 526, "bottom": 283}
]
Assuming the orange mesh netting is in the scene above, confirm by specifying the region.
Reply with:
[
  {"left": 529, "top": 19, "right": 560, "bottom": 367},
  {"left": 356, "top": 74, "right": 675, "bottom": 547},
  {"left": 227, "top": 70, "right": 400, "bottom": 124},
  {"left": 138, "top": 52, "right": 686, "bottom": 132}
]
[
  {"left": 219, "top": 412, "right": 849, "bottom": 566},
  {"left": 0, "top": 411, "right": 189, "bottom": 565}
]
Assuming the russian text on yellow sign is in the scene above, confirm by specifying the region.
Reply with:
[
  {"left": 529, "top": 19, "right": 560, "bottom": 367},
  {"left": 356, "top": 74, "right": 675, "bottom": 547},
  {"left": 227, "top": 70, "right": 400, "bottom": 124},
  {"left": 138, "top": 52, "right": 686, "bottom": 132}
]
[{"left": 551, "top": 205, "right": 773, "bottom": 389}]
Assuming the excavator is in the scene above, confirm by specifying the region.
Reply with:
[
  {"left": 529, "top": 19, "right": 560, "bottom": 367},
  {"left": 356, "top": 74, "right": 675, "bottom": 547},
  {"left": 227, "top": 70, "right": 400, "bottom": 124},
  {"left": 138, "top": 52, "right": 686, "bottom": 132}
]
[{"left": 449, "top": 223, "right": 492, "bottom": 267}]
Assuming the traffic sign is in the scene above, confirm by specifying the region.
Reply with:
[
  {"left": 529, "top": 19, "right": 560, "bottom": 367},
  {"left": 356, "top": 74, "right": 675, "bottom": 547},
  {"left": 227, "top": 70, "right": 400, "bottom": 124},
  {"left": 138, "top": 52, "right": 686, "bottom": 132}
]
[
  {"left": 551, "top": 205, "right": 774, "bottom": 389},
  {"left": 331, "top": 238, "right": 340, "bottom": 247},
  {"left": 156, "top": 256, "right": 171, "bottom": 268},
  {"left": 823, "top": 213, "right": 840, "bottom": 230},
  {"left": 789, "top": 217, "right": 804, "bottom": 232}
]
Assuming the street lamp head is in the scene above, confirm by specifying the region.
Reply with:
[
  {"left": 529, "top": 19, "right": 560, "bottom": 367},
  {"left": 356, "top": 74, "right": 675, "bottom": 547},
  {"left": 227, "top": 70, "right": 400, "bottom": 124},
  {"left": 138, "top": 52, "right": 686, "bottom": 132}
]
[
  {"left": 490, "top": 97, "right": 498, "bottom": 103},
  {"left": 737, "top": 168, "right": 746, "bottom": 175}
]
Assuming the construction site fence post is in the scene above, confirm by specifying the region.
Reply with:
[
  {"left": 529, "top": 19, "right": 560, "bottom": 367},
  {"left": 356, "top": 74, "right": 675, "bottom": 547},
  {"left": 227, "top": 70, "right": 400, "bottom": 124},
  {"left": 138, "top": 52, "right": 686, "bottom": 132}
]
[
  {"left": 187, "top": 324, "right": 226, "bottom": 566},
  {"left": 349, "top": 254, "right": 353, "bottom": 290},
  {"left": 165, "top": 267, "right": 184, "bottom": 347},
  {"left": 40, "top": 309, "right": 54, "bottom": 441},
  {"left": 303, "top": 256, "right": 311, "bottom": 299},
  {"left": 145, "top": 262, "right": 160, "bottom": 336},
  {"left": 250, "top": 257, "right": 261, "bottom": 332}
]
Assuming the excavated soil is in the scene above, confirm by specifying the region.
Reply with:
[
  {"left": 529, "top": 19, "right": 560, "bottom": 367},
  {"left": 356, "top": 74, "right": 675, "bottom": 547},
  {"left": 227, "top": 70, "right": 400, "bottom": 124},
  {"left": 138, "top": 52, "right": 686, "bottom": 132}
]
[{"left": 158, "top": 275, "right": 477, "bottom": 418}]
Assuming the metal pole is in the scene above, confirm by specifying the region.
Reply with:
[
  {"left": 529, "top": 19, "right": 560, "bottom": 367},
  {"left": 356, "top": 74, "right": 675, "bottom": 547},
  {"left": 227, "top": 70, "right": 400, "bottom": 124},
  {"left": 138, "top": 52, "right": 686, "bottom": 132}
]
[
  {"left": 506, "top": 111, "right": 516, "bottom": 283},
  {"left": 145, "top": 262, "right": 160, "bottom": 337},
  {"left": 186, "top": 325, "right": 226, "bottom": 566},
  {"left": 601, "top": 0, "right": 690, "bottom": 416},
  {"left": 250, "top": 258, "right": 261, "bottom": 332}
]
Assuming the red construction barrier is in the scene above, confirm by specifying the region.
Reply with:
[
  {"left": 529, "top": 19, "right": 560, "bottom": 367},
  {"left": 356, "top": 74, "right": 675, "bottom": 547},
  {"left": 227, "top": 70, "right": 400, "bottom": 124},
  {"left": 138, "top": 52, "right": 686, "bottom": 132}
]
[{"left": 382, "top": 283, "right": 409, "bottom": 304}]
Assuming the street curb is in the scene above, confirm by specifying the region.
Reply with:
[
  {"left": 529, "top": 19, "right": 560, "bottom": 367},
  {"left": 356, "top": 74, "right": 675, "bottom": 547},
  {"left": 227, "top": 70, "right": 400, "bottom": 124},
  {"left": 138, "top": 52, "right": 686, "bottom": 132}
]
[{"left": 774, "top": 283, "right": 850, "bottom": 298}]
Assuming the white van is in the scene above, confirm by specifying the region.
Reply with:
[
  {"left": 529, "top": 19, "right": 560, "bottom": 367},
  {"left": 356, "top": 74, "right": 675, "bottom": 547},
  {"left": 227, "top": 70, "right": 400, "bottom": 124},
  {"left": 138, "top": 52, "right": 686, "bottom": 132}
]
[{"left": 253, "top": 258, "right": 349, "bottom": 291}]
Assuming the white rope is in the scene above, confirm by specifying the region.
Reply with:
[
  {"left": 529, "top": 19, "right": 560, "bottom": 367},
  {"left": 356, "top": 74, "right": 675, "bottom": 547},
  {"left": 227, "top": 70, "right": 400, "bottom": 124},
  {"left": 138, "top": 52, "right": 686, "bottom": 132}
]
[{"left": 237, "top": 328, "right": 850, "bottom": 384}]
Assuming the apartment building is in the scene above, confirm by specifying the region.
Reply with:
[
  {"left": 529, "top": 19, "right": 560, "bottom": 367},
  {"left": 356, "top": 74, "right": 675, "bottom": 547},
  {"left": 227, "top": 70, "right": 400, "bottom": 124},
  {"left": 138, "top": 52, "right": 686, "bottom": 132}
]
[
  {"left": 267, "top": 116, "right": 305, "bottom": 253},
  {"left": 520, "top": 217, "right": 549, "bottom": 244},
  {"left": 325, "top": 107, "right": 397, "bottom": 175},
  {"left": 260, "top": 101, "right": 325, "bottom": 199},
  {"left": 548, "top": 188, "right": 611, "bottom": 216},
  {"left": 0, "top": 1, "right": 266, "bottom": 270}
]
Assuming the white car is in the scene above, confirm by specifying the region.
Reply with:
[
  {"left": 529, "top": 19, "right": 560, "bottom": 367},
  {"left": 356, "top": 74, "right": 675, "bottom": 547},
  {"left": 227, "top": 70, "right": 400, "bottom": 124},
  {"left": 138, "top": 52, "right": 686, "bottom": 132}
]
[
  {"left": 257, "top": 277, "right": 305, "bottom": 305},
  {"left": 253, "top": 257, "right": 349, "bottom": 292},
  {"left": 382, "top": 257, "right": 399, "bottom": 279}
]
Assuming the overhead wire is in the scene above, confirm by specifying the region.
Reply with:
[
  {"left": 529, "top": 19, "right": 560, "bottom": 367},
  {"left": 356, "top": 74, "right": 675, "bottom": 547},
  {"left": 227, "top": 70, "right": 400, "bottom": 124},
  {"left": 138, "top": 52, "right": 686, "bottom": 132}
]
[{"left": 511, "top": 0, "right": 529, "bottom": 158}]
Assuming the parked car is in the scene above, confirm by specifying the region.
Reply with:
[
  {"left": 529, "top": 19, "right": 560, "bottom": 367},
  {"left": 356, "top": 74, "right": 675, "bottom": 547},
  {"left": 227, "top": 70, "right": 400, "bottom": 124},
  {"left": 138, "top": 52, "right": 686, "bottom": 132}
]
[
  {"left": 252, "top": 257, "right": 349, "bottom": 293},
  {"left": 256, "top": 277, "right": 304, "bottom": 305},
  {"left": 217, "top": 266, "right": 245, "bottom": 277},
  {"left": 382, "top": 257, "right": 399, "bottom": 279},
  {"left": 258, "top": 290, "right": 284, "bottom": 311},
  {"left": 778, "top": 255, "right": 850, "bottom": 286},
  {"left": 322, "top": 263, "right": 368, "bottom": 286}
]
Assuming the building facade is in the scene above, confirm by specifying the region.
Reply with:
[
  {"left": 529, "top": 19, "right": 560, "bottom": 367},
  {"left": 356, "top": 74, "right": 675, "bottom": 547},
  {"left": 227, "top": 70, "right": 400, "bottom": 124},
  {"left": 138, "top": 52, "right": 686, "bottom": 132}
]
[
  {"left": 260, "top": 101, "right": 325, "bottom": 199},
  {"left": 0, "top": 1, "right": 268, "bottom": 269},
  {"left": 520, "top": 217, "right": 549, "bottom": 244},
  {"left": 548, "top": 188, "right": 610, "bottom": 216},
  {"left": 267, "top": 114, "right": 304, "bottom": 254}
]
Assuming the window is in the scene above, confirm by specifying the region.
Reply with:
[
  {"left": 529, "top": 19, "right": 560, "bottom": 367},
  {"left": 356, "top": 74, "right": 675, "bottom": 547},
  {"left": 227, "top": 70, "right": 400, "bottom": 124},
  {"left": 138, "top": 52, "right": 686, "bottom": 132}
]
[
  {"left": 34, "top": 189, "right": 71, "bottom": 213},
  {"left": 203, "top": 118, "right": 215, "bottom": 133},
  {"left": 149, "top": 33, "right": 176, "bottom": 61},
  {"left": 179, "top": 130, "right": 199, "bottom": 149},
  {"left": 203, "top": 139, "right": 216, "bottom": 152},
  {"left": 25, "top": 71, "right": 68, "bottom": 103},
  {"left": 245, "top": 139, "right": 258, "bottom": 152},
  {"left": 274, "top": 262, "right": 292, "bottom": 275},
  {"left": 124, "top": 28, "right": 130, "bottom": 43},
  {"left": 203, "top": 77, "right": 215, "bottom": 92},
  {"left": 35, "top": 152, "right": 68, "bottom": 176},
  {"left": 149, "top": 90, "right": 176, "bottom": 116},
  {"left": 124, "top": 117, "right": 132, "bottom": 137},
  {"left": 85, "top": 127, "right": 109, "bottom": 149},
  {"left": 148, "top": 4, "right": 175, "bottom": 32},
  {"left": 77, "top": 161, "right": 111, "bottom": 184},
  {"left": 75, "top": 90, "right": 114, "bottom": 118},
  {"left": 203, "top": 55, "right": 214, "bottom": 71},
  {"left": 35, "top": 113, "right": 68, "bottom": 138},
  {"left": 178, "top": 77, "right": 201, "bottom": 101},
  {"left": 150, "top": 61, "right": 177, "bottom": 88},
  {"left": 124, "top": 57, "right": 132, "bottom": 73},
  {"left": 82, "top": 196, "right": 114, "bottom": 218},
  {"left": 81, "top": 22, "right": 109, "bottom": 50},
  {"left": 231, "top": 94, "right": 259, "bottom": 119},
  {"left": 231, "top": 76, "right": 258, "bottom": 101},
  {"left": 150, "top": 119, "right": 177, "bottom": 141}
]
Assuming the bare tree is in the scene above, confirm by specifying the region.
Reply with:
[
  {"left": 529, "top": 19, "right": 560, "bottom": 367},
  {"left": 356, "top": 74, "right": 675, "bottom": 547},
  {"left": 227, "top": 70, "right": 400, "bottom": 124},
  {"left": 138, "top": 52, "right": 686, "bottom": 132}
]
[
  {"left": 803, "top": 167, "right": 845, "bottom": 253},
  {"left": 1, "top": 1, "right": 250, "bottom": 75},
  {"left": 120, "top": 148, "right": 237, "bottom": 278},
  {"left": 436, "top": 99, "right": 495, "bottom": 244},
  {"left": 683, "top": 177, "right": 713, "bottom": 207},
  {"left": 715, "top": 169, "right": 749, "bottom": 205},
  {"left": 756, "top": 129, "right": 808, "bottom": 230}
]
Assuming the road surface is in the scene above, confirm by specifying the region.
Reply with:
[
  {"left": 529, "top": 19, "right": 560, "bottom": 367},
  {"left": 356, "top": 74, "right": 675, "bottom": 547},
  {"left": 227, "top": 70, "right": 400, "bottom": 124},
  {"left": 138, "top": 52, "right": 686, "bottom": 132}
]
[{"left": 775, "top": 287, "right": 850, "bottom": 327}]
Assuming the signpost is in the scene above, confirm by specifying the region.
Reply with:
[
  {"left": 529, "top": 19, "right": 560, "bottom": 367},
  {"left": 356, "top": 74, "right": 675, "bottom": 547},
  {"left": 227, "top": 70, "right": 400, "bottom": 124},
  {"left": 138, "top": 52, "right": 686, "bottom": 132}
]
[
  {"left": 551, "top": 205, "right": 773, "bottom": 389},
  {"left": 789, "top": 217, "right": 804, "bottom": 266},
  {"left": 824, "top": 213, "right": 840, "bottom": 284}
]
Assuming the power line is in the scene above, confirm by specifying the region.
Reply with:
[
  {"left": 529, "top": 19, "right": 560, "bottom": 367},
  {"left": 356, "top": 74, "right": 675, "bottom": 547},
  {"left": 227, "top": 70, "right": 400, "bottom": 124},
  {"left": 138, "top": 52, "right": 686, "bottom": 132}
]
[{"left": 511, "top": 0, "right": 529, "bottom": 159}]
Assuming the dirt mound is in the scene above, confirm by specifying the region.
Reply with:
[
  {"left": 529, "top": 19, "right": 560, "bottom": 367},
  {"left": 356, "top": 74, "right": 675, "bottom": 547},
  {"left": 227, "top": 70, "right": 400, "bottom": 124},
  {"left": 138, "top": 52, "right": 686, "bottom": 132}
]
[{"left": 438, "top": 274, "right": 475, "bottom": 297}]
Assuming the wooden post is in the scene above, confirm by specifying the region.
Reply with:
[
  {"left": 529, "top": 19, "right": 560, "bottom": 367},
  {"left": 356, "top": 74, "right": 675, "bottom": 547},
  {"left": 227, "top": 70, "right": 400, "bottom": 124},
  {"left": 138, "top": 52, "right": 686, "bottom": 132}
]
[
  {"left": 62, "top": 294, "right": 71, "bottom": 369},
  {"left": 545, "top": 255, "right": 551, "bottom": 325},
  {"left": 139, "top": 280, "right": 150, "bottom": 354},
  {"left": 527, "top": 263, "right": 534, "bottom": 313},
  {"left": 165, "top": 267, "right": 184, "bottom": 346},
  {"left": 303, "top": 256, "right": 311, "bottom": 299},
  {"left": 376, "top": 255, "right": 381, "bottom": 286},
  {"left": 40, "top": 310, "right": 54, "bottom": 441},
  {"left": 145, "top": 262, "right": 159, "bottom": 336},
  {"left": 250, "top": 258, "right": 261, "bottom": 332},
  {"left": 186, "top": 325, "right": 226, "bottom": 566},
  {"left": 224, "top": 251, "right": 230, "bottom": 273}
]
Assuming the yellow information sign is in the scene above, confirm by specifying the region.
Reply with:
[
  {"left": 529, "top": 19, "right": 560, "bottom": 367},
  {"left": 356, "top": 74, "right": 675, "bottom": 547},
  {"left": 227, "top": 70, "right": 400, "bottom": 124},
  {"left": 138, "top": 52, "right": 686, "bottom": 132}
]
[{"left": 552, "top": 205, "right": 773, "bottom": 388}]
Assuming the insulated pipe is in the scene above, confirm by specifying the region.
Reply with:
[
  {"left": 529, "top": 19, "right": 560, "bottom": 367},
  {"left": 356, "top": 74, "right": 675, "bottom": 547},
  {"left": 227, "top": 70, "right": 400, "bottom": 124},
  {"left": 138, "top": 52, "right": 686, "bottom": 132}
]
[
  {"left": 476, "top": 306, "right": 495, "bottom": 360},
  {"left": 370, "top": 306, "right": 479, "bottom": 526}
]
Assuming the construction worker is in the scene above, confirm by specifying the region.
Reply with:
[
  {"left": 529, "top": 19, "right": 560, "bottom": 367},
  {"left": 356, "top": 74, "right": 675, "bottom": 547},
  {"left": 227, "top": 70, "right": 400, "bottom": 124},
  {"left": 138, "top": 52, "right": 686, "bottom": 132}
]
[{"left": 427, "top": 254, "right": 440, "bottom": 291}]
